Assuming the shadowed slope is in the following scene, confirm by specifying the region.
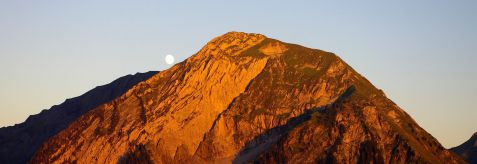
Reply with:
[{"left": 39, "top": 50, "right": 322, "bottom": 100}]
[
  {"left": 451, "top": 132, "right": 477, "bottom": 163},
  {"left": 0, "top": 71, "right": 157, "bottom": 164}
]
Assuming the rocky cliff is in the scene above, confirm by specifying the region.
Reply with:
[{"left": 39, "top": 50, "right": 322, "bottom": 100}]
[
  {"left": 451, "top": 132, "right": 477, "bottom": 164},
  {"left": 27, "top": 32, "right": 464, "bottom": 163}
]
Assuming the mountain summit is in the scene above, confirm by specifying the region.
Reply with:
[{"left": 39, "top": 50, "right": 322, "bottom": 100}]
[{"left": 3, "top": 32, "right": 463, "bottom": 163}]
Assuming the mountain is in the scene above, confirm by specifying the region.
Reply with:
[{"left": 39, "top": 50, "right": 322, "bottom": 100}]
[
  {"left": 0, "top": 71, "right": 157, "bottom": 164},
  {"left": 6, "top": 32, "right": 463, "bottom": 163},
  {"left": 451, "top": 132, "right": 477, "bottom": 163}
]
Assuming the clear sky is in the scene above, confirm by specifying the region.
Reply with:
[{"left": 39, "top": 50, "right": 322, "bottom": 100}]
[{"left": 0, "top": 0, "right": 475, "bottom": 148}]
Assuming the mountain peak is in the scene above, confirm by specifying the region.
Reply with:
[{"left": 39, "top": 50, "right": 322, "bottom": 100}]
[
  {"left": 19, "top": 32, "right": 464, "bottom": 164},
  {"left": 220, "top": 31, "right": 265, "bottom": 39},
  {"left": 192, "top": 32, "right": 266, "bottom": 59}
]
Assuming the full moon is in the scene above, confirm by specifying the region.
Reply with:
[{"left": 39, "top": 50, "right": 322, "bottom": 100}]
[{"left": 165, "top": 54, "right": 175, "bottom": 65}]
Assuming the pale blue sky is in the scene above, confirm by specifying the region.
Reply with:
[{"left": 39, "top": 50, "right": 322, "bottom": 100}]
[{"left": 0, "top": 1, "right": 475, "bottom": 148}]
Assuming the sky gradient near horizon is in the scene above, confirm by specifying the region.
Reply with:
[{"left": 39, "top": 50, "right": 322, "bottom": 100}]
[{"left": 0, "top": 1, "right": 476, "bottom": 148}]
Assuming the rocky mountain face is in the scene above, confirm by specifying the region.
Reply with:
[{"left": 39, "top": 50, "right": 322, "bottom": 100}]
[
  {"left": 0, "top": 71, "right": 157, "bottom": 164},
  {"left": 451, "top": 132, "right": 477, "bottom": 163},
  {"left": 23, "top": 32, "right": 463, "bottom": 163}
]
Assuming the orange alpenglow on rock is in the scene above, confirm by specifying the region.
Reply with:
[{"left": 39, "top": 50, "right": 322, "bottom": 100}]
[{"left": 0, "top": 32, "right": 465, "bottom": 163}]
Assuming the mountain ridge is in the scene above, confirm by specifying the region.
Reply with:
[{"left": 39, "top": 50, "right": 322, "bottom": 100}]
[{"left": 1, "top": 32, "right": 464, "bottom": 163}]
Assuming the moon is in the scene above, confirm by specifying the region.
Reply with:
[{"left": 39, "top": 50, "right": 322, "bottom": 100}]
[{"left": 165, "top": 54, "right": 175, "bottom": 65}]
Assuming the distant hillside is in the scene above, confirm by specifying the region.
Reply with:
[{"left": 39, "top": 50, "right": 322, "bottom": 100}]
[
  {"left": 0, "top": 71, "right": 157, "bottom": 164},
  {"left": 451, "top": 132, "right": 477, "bottom": 164}
]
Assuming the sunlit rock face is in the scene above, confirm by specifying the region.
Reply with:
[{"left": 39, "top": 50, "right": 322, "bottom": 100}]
[{"left": 29, "top": 32, "right": 464, "bottom": 164}]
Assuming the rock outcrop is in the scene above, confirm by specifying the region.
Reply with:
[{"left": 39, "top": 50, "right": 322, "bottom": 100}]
[
  {"left": 451, "top": 132, "right": 477, "bottom": 164},
  {"left": 26, "top": 32, "right": 464, "bottom": 163}
]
